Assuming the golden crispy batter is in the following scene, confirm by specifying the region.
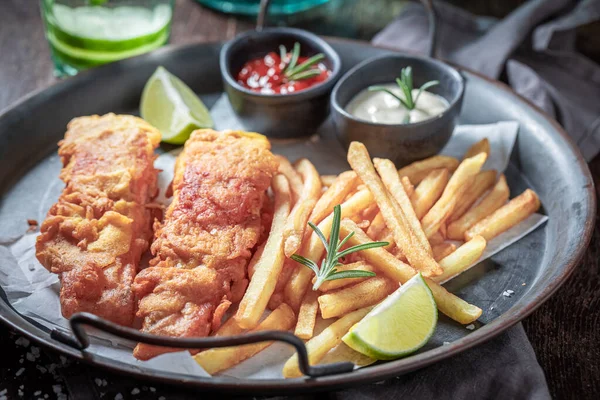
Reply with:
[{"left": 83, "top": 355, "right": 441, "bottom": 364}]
[
  {"left": 133, "top": 129, "right": 278, "bottom": 360},
  {"left": 35, "top": 114, "right": 160, "bottom": 326}
]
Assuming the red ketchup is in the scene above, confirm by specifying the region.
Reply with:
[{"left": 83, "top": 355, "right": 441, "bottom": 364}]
[{"left": 237, "top": 52, "right": 331, "bottom": 94}]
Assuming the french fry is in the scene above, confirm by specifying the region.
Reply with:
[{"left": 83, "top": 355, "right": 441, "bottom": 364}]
[
  {"left": 283, "top": 159, "right": 322, "bottom": 257},
  {"left": 432, "top": 242, "right": 457, "bottom": 261},
  {"left": 398, "top": 155, "right": 459, "bottom": 185},
  {"left": 439, "top": 222, "right": 448, "bottom": 239},
  {"left": 235, "top": 175, "right": 291, "bottom": 329},
  {"left": 277, "top": 259, "right": 297, "bottom": 290},
  {"left": 348, "top": 142, "right": 442, "bottom": 277},
  {"left": 428, "top": 231, "right": 445, "bottom": 245},
  {"left": 212, "top": 316, "right": 244, "bottom": 337},
  {"left": 275, "top": 155, "right": 303, "bottom": 203},
  {"left": 318, "top": 277, "right": 397, "bottom": 319},
  {"left": 282, "top": 306, "right": 372, "bottom": 378},
  {"left": 309, "top": 171, "right": 359, "bottom": 228},
  {"left": 421, "top": 153, "right": 487, "bottom": 238},
  {"left": 361, "top": 202, "right": 379, "bottom": 221},
  {"left": 411, "top": 168, "right": 450, "bottom": 219},
  {"left": 195, "top": 304, "right": 295, "bottom": 375},
  {"left": 320, "top": 174, "right": 338, "bottom": 187},
  {"left": 268, "top": 292, "right": 284, "bottom": 310},
  {"left": 448, "top": 170, "right": 497, "bottom": 223},
  {"left": 339, "top": 219, "right": 482, "bottom": 324},
  {"left": 280, "top": 172, "right": 360, "bottom": 310},
  {"left": 374, "top": 158, "right": 432, "bottom": 255},
  {"left": 401, "top": 176, "right": 415, "bottom": 197},
  {"left": 267, "top": 258, "right": 296, "bottom": 310},
  {"left": 316, "top": 261, "right": 375, "bottom": 292},
  {"left": 366, "top": 212, "right": 386, "bottom": 239},
  {"left": 294, "top": 291, "right": 319, "bottom": 339},
  {"left": 380, "top": 231, "right": 395, "bottom": 251},
  {"left": 464, "top": 138, "right": 490, "bottom": 159},
  {"left": 434, "top": 236, "right": 487, "bottom": 283},
  {"left": 247, "top": 243, "right": 265, "bottom": 279},
  {"left": 284, "top": 189, "right": 374, "bottom": 310},
  {"left": 319, "top": 342, "right": 375, "bottom": 367},
  {"left": 447, "top": 175, "right": 510, "bottom": 240},
  {"left": 465, "top": 189, "right": 541, "bottom": 241}
]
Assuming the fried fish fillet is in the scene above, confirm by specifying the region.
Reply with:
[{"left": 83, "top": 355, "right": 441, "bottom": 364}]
[
  {"left": 133, "top": 129, "right": 278, "bottom": 360},
  {"left": 35, "top": 114, "right": 160, "bottom": 326}
]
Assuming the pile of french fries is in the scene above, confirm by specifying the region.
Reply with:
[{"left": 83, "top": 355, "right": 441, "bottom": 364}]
[{"left": 193, "top": 138, "right": 541, "bottom": 378}]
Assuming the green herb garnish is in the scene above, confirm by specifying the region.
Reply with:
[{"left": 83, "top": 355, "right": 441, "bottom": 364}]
[
  {"left": 281, "top": 42, "right": 325, "bottom": 82},
  {"left": 290, "top": 205, "right": 388, "bottom": 291},
  {"left": 368, "top": 66, "right": 439, "bottom": 110}
]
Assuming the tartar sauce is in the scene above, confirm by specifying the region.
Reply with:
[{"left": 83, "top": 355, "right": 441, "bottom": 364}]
[{"left": 346, "top": 83, "right": 449, "bottom": 124}]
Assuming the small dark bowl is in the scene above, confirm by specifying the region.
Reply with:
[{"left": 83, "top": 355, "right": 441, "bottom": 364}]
[
  {"left": 331, "top": 54, "right": 464, "bottom": 166},
  {"left": 220, "top": 27, "right": 342, "bottom": 138}
]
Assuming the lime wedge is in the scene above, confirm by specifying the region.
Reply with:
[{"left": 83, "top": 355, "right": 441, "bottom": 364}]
[
  {"left": 342, "top": 273, "right": 437, "bottom": 360},
  {"left": 140, "top": 66, "right": 213, "bottom": 144}
]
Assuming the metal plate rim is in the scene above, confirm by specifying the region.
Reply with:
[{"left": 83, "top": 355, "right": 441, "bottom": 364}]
[{"left": 0, "top": 38, "right": 595, "bottom": 394}]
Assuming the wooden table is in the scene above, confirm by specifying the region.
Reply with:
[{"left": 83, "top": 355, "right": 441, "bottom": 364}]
[{"left": 1, "top": 1, "right": 599, "bottom": 399}]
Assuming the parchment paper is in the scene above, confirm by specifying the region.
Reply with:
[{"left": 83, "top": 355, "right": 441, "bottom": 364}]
[{"left": 0, "top": 96, "right": 547, "bottom": 380}]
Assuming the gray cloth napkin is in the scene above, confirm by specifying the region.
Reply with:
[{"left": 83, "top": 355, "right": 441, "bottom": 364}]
[{"left": 374, "top": 0, "right": 600, "bottom": 161}]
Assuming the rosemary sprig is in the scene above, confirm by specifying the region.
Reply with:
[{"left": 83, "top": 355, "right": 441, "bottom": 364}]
[
  {"left": 280, "top": 42, "right": 325, "bottom": 82},
  {"left": 290, "top": 205, "right": 389, "bottom": 291},
  {"left": 368, "top": 66, "right": 439, "bottom": 110}
]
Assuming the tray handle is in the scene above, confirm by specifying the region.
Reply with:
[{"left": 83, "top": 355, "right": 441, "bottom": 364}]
[{"left": 51, "top": 312, "right": 355, "bottom": 378}]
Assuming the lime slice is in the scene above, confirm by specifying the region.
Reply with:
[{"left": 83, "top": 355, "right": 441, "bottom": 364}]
[
  {"left": 342, "top": 273, "right": 437, "bottom": 360},
  {"left": 140, "top": 66, "right": 213, "bottom": 144}
]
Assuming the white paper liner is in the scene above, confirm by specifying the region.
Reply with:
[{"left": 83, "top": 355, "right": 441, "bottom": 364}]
[{"left": 0, "top": 96, "right": 547, "bottom": 380}]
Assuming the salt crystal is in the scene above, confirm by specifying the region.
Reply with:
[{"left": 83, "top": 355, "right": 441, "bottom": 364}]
[
  {"left": 52, "top": 385, "right": 62, "bottom": 394},
  {"left": 443, "top": 341, "right": 450, "bottom": 345},
  {"left": 131, "top": 388, "right": 140, "bottom": 395},
  {"left": 150, "top": 387, "right": 156, "bottom": 392},
  {"left": 18, "top": 389, "right": 23, "bottom": 397},
  {"left": 35, "top": 365, "right": 47, "bottom": 374},
  {"left": 15, "top": 367, "right": 25, "bottom": 376},
  {"left": 44, "top": 395, "right": 48, "bottom": 399},
  {"left": 34, "top": 391, "right": 41, "bottom": 396},
  {"left": 26, "top": 353, "right": 35, "bottom": 362},
  {"left": 59, "top": 356, "right": 67, "bottom": 365},
  {"left": 102, "top": 379, "right": 108, "bottom": 386},
  {"left": 31, "top": 347, "right": 40, "bottom": 356},
  {"left": 158, "top": 397, "right": 166, "bottom": 400},
  {"left": 522, "top": 282, "right": 526, "bottom": 286},
  {"left": 502, "top": 290, "right": 515, "bottom": 297},
  {"left": 115, "top": 394, "right": 124, "bottom": 400},
  {"left": 15, "top": 337, "right": 30, "bottom": 347},
  {"left": 95, "top": 378, "right": 103, "bottom": 386},
  {"left": 465, "top": 324, "right": 475, "bottom": 330},
  {"left": 19, "top": 359, "right": 23, "bottom": 364},
  {"left": 0, "top": 390, "right": 6, "bottom": 396},
  {"left": 0, "top": 395, "right": 7, "bottom": 400}
]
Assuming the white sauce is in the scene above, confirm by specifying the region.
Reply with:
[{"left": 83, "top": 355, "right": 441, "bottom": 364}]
[{"left": 346, "top": 83, "right": 449, "bottom": 124}]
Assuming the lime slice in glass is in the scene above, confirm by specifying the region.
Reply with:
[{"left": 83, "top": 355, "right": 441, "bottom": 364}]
[
  {"left": 140, "top": 66, "right": 213, "bottom": 144},
  {"left": 342, "top": 273, "right": 437, "bottom": 360}
]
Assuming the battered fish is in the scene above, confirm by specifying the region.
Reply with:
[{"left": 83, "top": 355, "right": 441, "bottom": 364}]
[
  {"left": 133, "top": 129, "right": 278, "bottom": 360},
  {"left": 35, "top": 114, "right": 160, "bottom": 326}
]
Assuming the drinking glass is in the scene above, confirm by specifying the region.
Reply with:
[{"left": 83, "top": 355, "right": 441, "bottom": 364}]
[{"left": 40, "top": 0, "right": 175, "bottom": 77}]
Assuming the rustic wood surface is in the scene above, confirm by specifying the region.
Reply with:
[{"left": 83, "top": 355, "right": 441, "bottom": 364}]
[{"left": 1, "top": 0, "right": 599, "bottom": 399}]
